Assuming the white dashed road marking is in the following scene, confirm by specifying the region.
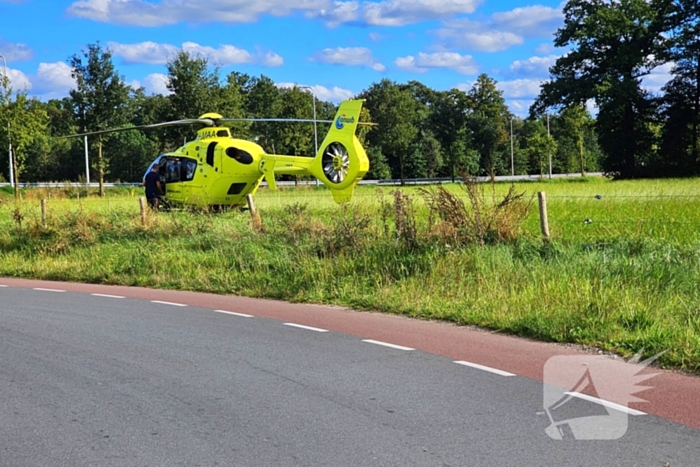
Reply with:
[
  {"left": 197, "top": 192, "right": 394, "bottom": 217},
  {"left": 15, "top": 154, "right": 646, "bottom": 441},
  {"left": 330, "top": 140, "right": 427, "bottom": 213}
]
[
  {"left": 454, "top": 361, "right": 515, "bottom": 377},
  {"left": 151, "top": 301, "right": 187, "bottom": 307},
  {"left": 0, "top": 285, "right": 9, "bottom": 287},
  {"left": 566, "top": 392, "right": 646, "bottom": 416},
  {"left": 283, "top": 323, "right": 329, "bottom": 333},
  {"left": 92, "top": 294, "right": 125, "bottom": 299},
  {"left": 33, "top": 288, "right": 66, "bottom": 293},
  {"left": 362, "top": 339, "right": 414, "bottom": 351},
  {"left": 215, "top": 310, "right": 254, "bottom": 318}
]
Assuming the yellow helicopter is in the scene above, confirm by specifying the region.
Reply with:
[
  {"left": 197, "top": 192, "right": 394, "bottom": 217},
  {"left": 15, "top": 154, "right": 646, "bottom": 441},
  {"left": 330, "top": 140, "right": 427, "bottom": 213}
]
[{"left": 69, "top": 99, "right": 370, "bottom": 208}]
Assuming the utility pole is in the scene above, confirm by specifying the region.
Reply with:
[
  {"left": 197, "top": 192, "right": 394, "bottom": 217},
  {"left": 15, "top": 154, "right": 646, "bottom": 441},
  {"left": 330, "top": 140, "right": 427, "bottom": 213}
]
[
  {"left": 547, "top": 113, "right": 552, "bottom": 180},
  {"left": 510, "top": 118, "right": 514, "bottom": 177},
  {"left": 0, "top": 54, "right": 12, "bottom": 188}
]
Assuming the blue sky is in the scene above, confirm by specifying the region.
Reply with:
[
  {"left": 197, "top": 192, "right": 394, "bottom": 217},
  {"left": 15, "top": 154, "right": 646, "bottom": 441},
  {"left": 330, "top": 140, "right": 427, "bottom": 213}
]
[{"left": 0, "top": 0, "right": 672, "bottom": 116}]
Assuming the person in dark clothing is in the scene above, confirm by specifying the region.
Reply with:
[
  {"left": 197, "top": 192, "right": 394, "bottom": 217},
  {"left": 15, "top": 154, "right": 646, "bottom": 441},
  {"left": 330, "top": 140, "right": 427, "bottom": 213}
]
[{"left": 142, "top": 165, "right": 163, "bottom": 210}]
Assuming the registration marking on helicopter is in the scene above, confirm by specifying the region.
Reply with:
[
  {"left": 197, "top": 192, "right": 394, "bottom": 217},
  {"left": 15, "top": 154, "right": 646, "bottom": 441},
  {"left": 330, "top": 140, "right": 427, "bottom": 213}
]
[
  {"left": 33, "top": 288, "right": 66, "bottom": 293},
  {"left": 151, "top": 300, "right": 188, "bottom": 307},
  {"left": 215, "top": 310, "right": 254, "bottom": 318},
  {"left": 362, "top": 339, "right": 414, "bottom": 351},
  {"left": 454, "top": 361, "right": 515, "bottom": 377},
  {"left": 91, "top": 294, "right": 125, "bottom": 299},
  {"left": 283, "top": 323, "right": 329, "bottom": 333}
]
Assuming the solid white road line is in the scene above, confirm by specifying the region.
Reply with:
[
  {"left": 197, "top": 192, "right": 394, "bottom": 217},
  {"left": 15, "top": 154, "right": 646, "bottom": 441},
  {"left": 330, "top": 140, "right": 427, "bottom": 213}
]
[
  {"left": 283, "top": 323, "right": 329, "bottom": 333},
  {"left": 362, "top": 339, "right": 414, "bottom": 351},
  {"left": 565, "top": 392, "right": 647, "bottom": 416},
  {"left": 215, "top": 310, "right": 254, "bottom": 318},
  {"left": 454, "top": 361, "right": 515, "bottom": 377},
  {"left": 33, "top": 288, "right": 66, "bottom": 293},
  {"left": 151, "top": 300, "right": 187, "bottom": 307},
  {"left": 91, "top": 294, "right": 125, "bottom": 299},
  {"left": 0, "top": 285, "right": 9, "bottom": 287}
]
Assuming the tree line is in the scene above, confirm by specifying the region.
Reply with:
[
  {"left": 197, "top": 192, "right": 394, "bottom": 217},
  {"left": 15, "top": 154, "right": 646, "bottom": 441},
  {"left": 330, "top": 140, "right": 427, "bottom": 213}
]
[{"left": 0, "top": 0, "right": 697, "bottom": 190}]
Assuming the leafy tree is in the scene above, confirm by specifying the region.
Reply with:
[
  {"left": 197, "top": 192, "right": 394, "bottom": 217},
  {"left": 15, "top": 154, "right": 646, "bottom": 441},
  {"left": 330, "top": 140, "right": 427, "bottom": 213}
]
[
  {"left": 69, "top": 42, "right": 131, "bottom": 194},
  {"left": 245, "top": 75, "right": 282, "bottom": 153},
  {"left": 359, "top": 79, "right": 418, "bottom": 184},
  {"left": 523, "top": 119, "right": 558, "bottom": 178},
  {"left": 532, "top": 0, "right": 672, "bottom": 178},
  {"left": 0, "top": 92, "right": 49, "bottom": 196},
  {"left": 467, "top": 74, "right": 510, "bottom": 180},
  {"left": 557, "top": 104, "right": 595, "bottom": 175},
  {"left": 659, "top": 0, "right": 700, "bottom": 173},
  {"left": 430, "top": 89, "right": 474, "bottom": 180}
]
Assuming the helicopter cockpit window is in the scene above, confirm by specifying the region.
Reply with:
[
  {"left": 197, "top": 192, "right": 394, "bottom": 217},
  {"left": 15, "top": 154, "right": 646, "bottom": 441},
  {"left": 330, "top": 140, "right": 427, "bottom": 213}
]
[
  {"left": 225, "top": 147, "right": 254, "bottom": 165},
  {"left": 165, "top": 159, "right": 181, "bottom": 183},
  {"left": 181, "top": 158, "right": 197, "bottom": 182}
]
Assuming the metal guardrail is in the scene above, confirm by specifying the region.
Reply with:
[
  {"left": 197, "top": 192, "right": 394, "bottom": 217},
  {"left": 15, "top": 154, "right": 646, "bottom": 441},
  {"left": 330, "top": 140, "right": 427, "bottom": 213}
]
[{"left": 0, "top": 173, "right": 603, "bottom": 189}]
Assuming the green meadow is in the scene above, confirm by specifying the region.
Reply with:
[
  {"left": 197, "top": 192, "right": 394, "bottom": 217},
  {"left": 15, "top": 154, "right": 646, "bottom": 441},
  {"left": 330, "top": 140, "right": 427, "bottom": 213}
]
[{"left": 1, "top": 177, "right": 699, "bottom": 373}]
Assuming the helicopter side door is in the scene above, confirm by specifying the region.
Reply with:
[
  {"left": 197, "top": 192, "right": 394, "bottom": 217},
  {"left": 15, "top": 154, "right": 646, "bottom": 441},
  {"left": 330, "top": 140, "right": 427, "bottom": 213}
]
[{"left": 162, "top": 156, "right": 198, "bottom": 203}]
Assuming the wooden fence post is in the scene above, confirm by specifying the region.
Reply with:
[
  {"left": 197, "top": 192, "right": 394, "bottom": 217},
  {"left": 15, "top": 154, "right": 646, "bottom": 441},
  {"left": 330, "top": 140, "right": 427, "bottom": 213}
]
[
  {"left": 245, "top": 194, "right": 256, "bottom": 219},
  {"left": 139, "top": 197, "right": 147, "bottom": 226},
  {"left": 41, "top": 199, "right": 47, "bottom": 228},
  {"left": 538, "top": 191, "right": 550, "bottom": 242}
]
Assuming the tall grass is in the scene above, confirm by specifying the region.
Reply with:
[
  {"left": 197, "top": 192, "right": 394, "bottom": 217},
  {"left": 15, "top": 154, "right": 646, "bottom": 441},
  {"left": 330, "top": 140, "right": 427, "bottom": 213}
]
[{"left": 1, "top": 177, "right": 699, "bottom": 373}]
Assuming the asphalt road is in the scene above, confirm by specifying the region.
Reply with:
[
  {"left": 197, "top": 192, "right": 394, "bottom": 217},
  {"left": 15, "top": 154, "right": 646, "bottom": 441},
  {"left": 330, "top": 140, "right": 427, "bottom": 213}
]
[{"left": 0, "top": 285, "right": 697, "bottom": 466}]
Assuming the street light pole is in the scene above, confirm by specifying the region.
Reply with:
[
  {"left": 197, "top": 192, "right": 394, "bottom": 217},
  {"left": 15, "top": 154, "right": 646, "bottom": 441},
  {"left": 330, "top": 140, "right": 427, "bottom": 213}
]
[
  {"left": 298, "top": 85, "right": 318, "bottom": 154},
  {"left": 82, "top": 109, "right": 90, "bottom": 185},
  {"left": 547, "top": 113, "right": 552, "bottom": 180},
  {"left": 510, "top": 118, "right": 514, "bottom": 177},
  {"left": 299, "top": 85, "right": 319, "bottom": 186},
  {"left": 0, "top": 54, "right": 12, "bottom": 188}
]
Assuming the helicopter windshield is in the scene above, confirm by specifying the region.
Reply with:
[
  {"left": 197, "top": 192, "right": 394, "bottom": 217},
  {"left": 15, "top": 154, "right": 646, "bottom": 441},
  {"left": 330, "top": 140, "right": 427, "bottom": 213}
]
[
  {"left": 142, "top": 155, "right": 197, "bottom": 184},
  {"left": 164, "top": 157, "right": 197, "bottom": 183}
]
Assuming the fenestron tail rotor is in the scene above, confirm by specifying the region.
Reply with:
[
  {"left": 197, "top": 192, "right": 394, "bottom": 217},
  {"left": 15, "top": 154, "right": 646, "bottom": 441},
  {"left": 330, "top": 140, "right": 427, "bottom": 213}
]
[{"left": 322, "top": 142, "right": 350, "bottom": 184}]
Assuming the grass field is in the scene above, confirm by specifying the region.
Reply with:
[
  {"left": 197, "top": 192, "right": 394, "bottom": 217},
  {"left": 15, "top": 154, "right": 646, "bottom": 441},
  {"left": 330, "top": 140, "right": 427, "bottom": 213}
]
[{"left": 1, "top": 177, "right": 699, "bottom": 373}]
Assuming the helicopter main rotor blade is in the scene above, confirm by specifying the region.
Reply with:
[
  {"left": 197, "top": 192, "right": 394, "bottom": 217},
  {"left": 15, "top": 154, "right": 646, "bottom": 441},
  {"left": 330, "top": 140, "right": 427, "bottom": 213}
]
[
  {"left": 218, "top": 118, "right": 377, "bottom": 126},
  {"left": 58, "top": 118, "right": 216, "bottom": 139}
]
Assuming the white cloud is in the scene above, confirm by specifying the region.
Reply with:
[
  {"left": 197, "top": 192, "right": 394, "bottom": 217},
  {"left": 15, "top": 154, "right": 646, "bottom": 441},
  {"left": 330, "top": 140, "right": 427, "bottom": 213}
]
[
  {"left": 497, "top": 78, "right": 544, "bottom": 99},
  {"left": 32, "top": 62, "right": 76, "bottom": 99},
  {"left": 310, "top": 47, "right": 385, "bottom": 72},
  {"left": 143, "top": 73, "right": 171, "bottom": 95},
  {"left": 108, "top": 41, "right": 178, "bottom": 65},
  {"left": 439, "top": 30, "right": 523, "bottom": 52},
  {"left": 395, "top": 52, "right": 478, "bottom": 75},
  {"left": 181, "top": 42, "right": 252, "bottom": 66},
  {"left": 108, "top": 41, "right": 281, "bottom": 67},
  {"left": 507, "top": 99, "right": 533, "bottom": 116},
  {"left": 68, "top": 0, "right": 482, "bottom": 27},
  {"left": 308, "top": 1, "right": 360, "bottom": 27},
  {"left": 643, "top": 62, "right": 674, "bottom": 94},
  {"left": 435, "top": 3, "right": 563, "bottom": 53},
  {"left": 491, "top": 2, "right": 564, "bottom": 37},
  {"left": 363, "top": 0, "right": 481, "bottom": 27},
  {"left": 261, "top": 51, "right": 284, "bottom": 67},
  {"left": 67, "top": 0, "right": 328, "bottom": 26},
  {"left": 535, "top": 43, "right": 557, "bottom": 55},
  {"left": 509, "top": 55, "right": 558, "bottom": 78},
  {"left": 276, "top": 82, "right": 355, "bottom": 102},
  {"left": 0, "top": 40, "right": 32, "bottom": 62},
  {"left": 2, "top": 67, "right": 32, "bottom": 92}
]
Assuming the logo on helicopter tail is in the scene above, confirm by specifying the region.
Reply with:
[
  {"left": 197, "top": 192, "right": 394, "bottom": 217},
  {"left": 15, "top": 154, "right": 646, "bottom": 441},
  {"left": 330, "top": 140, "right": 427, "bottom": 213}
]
[{"left": 335, "top": 114, "right": 355, "bottom": 130}]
